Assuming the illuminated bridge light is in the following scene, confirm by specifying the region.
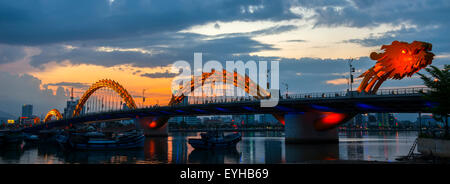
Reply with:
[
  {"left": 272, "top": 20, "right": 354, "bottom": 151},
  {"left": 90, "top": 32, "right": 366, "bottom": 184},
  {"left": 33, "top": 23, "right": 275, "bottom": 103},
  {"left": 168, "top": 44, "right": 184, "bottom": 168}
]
[
  {"left": 356, "top": 103, "right": 380, "bottom": 111},
  {"left": 159, "top": 111, "right": 171, "bottom": 114},
  {"left": 149, "top": 121, "right": 157, "bottom": 128},
  {"left": 310, "top": 105, "right": 335, "bottom": 112},
  {"left": 175, "top": 110, "right": 186, "bottom": 113},
  {"left": 320, "top": 113, "right": 346, "bottom": 125},
  {"left": 242, "top": 106, "right": 255, "bottom": 111},
  {"left": 215, "top": 107, "right": 228, "bottom": 112},
  {"left": 424, "top": 101, "right": 438, "bottom": 108},
  {"left": 194, "top": 109, "right": 207, "bottom": 113}
]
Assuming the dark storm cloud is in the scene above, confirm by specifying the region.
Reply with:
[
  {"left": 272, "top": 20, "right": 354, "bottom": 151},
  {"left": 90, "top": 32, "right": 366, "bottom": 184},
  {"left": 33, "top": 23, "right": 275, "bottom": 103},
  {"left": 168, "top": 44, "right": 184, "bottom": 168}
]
[
  {"left": 141, "top": 70, "right": 180, "bottom": 79},
  {"left": 0, "top": 0, "right": 300, "bottom": 45},
  {"left": 44, "top": 82, "right": 90, "bottom": 89},
  {"left": 0, "top": 73, "right": 68, "bottom": 117},
  {"left": 0, "top": 44, "right": 27, "bottom": 64},
  {"left": 344, "top": 25, "right": 450, "bottom": 55},
  {"left": 303, "top": 0, "right": 450, "bottom": 28},
  {"left": 30, "top": 32, "right": 278, "bottom": 67}
]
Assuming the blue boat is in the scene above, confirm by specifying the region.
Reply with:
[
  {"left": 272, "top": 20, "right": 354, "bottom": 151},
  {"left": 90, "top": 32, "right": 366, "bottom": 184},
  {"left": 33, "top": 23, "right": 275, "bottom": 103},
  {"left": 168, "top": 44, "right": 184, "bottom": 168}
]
[
  {"left": 56, "top": 130, "right": 145, "bottom": 150},
  {"left": 188, "top": 131, "right": 242, "bottom": 149}
]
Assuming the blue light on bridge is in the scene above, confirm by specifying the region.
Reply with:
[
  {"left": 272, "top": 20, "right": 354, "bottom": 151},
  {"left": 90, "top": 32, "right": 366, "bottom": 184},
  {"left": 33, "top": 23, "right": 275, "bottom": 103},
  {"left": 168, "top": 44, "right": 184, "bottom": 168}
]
[
  {"left": 424, "top": 101, "right": 438, "bottom": 108},
  {"left": 310, "top": 104, "right": 335, "bottom": 112},
  {"left": 194, "top": 109, "right": 207, "bottom": 113},
  {"left": 175, "top": 110, "right": 186, "bottom": 113},
  {"left": 215, "top": 107, "right": 228, "bottom": 112},
  {"left": 242, "top": 106, "right": 256, "bottom": 111},
  {"left": 356, "top": 103, "right": 381, "bottom": 111},
  {"left": 159, "top": 110, "right": 171, "bottom": 114}
]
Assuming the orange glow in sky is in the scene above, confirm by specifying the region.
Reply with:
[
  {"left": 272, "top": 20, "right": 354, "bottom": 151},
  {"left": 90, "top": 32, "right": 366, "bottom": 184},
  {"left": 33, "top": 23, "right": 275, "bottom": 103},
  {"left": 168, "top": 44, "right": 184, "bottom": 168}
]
[{"left": 29, "top": 62, "right": 175, "bottom": 106}]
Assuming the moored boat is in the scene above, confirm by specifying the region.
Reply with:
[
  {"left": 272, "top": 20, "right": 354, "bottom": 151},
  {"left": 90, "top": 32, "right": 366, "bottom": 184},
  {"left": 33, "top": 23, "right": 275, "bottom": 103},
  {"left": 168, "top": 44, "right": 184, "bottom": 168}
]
[
  {"left": 24, "top": 133, "right": 40, "bottom": 143},
  {"left": 57, "top": 129, "right": 145, "bottom": 150},
  {"left": 0, "top": 130, "right": 24, "bottom": 144},
  {"left": 188, "top": 131, "right": 242, "bottom": 149}
]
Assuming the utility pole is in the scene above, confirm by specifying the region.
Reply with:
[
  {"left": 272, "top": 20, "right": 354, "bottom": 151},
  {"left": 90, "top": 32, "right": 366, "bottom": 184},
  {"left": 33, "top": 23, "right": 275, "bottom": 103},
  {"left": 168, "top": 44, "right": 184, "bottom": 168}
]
[
  {"left": 142, "top": 89, "right": 146, "bottom": 107},
  {"left": 348, "top": 58, "right": 355, "bottom": 92},
  {"left": 282, "top": 82, "right": 288, "bottom": 99},
  {"left": 70, "top": 87, "right": 74, "bottom": 102}
]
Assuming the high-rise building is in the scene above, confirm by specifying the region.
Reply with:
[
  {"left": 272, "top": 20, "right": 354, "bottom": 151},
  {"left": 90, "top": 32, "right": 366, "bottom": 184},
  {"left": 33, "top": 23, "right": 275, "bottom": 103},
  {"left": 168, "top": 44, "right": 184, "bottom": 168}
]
[
  {"left": 354, "top": 114, "right": 364, "bottom": 127},
  {"left": 376, "top": 113, "right": 395, "bottom": 127},
  {"left": 64, "top": 99, "right": 79, "bottom": 118},
  {"left": 22, "top": 104, "right": 33, "bottom": 118},
  {"left": 259, "top": 114, "right": 279, "bottom": 125}
]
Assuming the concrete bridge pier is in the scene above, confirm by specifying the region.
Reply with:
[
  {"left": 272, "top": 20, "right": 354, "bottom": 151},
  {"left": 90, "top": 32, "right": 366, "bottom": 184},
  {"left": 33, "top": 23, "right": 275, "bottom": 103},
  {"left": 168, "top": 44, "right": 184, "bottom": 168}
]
[
  {"left": 135, "top": 117, "right": 169, "bottom": 137},
  {"left": 284, "top": 112, "right": 338, "bottom": 143}
]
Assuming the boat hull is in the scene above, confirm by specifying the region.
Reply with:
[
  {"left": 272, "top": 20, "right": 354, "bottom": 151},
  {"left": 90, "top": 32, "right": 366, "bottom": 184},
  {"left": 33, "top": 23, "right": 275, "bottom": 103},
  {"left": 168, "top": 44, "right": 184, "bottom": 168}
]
[
  {"left": 59, "top": 134, "right": 145, "bottom": 150},
  {"left": 188, "top": 133, "right": 242, "bottom": 150}
]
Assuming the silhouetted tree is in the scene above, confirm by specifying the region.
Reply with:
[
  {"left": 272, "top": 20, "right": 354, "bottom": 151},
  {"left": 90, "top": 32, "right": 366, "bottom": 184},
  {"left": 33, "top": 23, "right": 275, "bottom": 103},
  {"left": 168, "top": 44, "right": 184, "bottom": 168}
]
[{"left": 417, "top": 65, "right": 450, "bottom": 137}]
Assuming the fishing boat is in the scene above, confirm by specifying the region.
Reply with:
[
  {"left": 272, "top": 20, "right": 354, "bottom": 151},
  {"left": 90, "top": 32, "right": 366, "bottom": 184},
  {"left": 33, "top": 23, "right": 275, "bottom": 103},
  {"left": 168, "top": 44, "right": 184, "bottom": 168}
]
[
  {"left": 24, "top": 133, "right": 40, "bottom": 143},
  {"left": 56, "top": 129, "right": 145, "bottom": 150},
  {"left": 0, "top": 130, "right": 24, "bottom": 144},
  {"left": 188, "top": 131, "right": 242, "bottom": 149}
]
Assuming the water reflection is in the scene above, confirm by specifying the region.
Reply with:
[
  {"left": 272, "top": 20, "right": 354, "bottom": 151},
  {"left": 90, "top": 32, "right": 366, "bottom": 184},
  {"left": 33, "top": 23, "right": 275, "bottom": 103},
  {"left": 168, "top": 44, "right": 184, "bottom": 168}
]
[
  {"left": 189, "top": 149, "right": 242, "bottom": 164},
  {"left": 0, "top": 131, "right": 418, "bottom": 164},
  {"left": 285, "top": 143, "right": 339, "bottom": 163},
  {"left": 339, "top": 131, "right": 417, "bottom": 161}
]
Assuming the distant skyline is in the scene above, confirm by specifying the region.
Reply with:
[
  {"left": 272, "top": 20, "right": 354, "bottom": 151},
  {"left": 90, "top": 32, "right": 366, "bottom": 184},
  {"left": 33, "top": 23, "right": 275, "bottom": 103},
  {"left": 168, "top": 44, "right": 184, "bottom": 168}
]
[{"left": 0, "top": 0, "right": 449, "bottom": 120}]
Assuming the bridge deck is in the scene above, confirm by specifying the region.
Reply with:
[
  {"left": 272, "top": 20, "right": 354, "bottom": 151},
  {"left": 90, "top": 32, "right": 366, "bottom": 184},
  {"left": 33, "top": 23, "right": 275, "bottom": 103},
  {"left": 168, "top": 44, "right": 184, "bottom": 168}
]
[{"left": 25, "top": 90, "right": 432, "bottom": 131}]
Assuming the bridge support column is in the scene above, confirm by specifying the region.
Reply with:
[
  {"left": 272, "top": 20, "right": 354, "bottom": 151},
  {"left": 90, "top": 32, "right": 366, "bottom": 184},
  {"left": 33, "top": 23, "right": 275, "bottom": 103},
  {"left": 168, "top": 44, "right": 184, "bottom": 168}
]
[
  {"left": 285, "top": 112, "right": 338, "bottom": 143},
  {"left": 135, "top": 117, "right": 169, "bottom": 137}
]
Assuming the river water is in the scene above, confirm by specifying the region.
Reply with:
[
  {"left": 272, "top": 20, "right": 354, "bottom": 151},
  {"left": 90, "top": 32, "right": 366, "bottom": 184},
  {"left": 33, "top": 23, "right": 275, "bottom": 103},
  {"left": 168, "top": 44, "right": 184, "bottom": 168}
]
[{"left": 0, "top": 131, "right": 417, "bottom": 164}]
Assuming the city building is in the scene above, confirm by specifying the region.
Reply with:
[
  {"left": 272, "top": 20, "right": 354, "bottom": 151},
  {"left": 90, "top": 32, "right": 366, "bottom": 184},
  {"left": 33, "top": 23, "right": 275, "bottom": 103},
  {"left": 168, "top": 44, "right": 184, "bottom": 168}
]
[
  {"left": 417, "top": 114, "right": 442, "bottom": 128},
  {"left": 259, "top": 114, "right": 279, "bottom": 125},
  {"left": 64, "top": 99, "right": 79, "bottom": 118},
  {"left": 375, "top": 113, "right": 396, "bottom": 128},
  {"left": 22, "top": 104, "right": 33, "bottom": 118}
]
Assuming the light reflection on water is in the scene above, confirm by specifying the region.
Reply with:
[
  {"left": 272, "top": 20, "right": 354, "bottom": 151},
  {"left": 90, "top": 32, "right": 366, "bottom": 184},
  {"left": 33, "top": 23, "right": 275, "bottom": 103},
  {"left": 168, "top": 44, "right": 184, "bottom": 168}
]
[{"left": 0, "top": 131, "right": 418, "bottom": 164}]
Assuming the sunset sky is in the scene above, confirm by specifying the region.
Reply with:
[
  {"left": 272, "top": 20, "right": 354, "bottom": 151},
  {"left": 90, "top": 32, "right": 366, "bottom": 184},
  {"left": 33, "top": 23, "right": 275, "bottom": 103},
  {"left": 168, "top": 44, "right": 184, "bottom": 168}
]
[{"left": 0, "top": 0, "right": 449, "bottom": 119}]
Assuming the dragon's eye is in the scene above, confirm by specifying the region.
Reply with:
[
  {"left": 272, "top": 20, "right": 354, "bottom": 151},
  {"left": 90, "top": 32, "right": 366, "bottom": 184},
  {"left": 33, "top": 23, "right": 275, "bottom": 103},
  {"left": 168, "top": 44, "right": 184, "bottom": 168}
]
[{"left": 401, "top": 49, "right": 407, "bottom": 54}]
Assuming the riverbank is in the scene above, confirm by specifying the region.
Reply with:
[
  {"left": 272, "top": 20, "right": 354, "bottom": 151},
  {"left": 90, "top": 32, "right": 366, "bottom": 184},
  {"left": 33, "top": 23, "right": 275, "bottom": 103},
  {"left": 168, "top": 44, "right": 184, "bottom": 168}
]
[
  {"left": 168, "top": 128, "right": 422, "bottom": 133},
  {"left": 169, "top": 127, "right": 284, "bottom": 132}
]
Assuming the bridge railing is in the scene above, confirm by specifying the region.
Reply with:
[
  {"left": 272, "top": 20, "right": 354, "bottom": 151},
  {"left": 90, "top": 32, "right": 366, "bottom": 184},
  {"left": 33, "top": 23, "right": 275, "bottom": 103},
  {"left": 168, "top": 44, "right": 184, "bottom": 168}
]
[
  {"left": 66, "top": 87, "right": 431, "bottom": 118},
  {"left": 284, "top": 87, "right": 430, "bottom": 100}
]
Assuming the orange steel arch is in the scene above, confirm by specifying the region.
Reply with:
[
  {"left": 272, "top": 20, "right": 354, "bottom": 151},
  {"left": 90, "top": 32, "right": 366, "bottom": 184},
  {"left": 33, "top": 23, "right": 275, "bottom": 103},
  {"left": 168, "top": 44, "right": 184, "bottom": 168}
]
[
  {"left": 44, "top": 109, "right": 63, "bottom": 123},
  {"left": 73, "top": 79, "right": 137, "bottom": 116},
  {"left": 169, "top": 69, "right": 271, "bottom": 105},
  {"left": 145, "top": 69, "right": 274, "bottom": 129}
]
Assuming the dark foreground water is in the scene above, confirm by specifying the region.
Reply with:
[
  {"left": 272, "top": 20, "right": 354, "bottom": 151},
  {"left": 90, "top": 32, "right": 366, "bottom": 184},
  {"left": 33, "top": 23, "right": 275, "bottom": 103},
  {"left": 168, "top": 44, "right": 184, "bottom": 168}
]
[{"left": 0, "top": 131, "right": 418, "bottom": 164}]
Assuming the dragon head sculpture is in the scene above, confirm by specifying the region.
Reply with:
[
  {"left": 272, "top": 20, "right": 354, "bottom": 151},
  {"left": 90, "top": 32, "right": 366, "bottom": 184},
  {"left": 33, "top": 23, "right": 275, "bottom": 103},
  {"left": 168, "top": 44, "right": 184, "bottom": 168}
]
[{"left": 357, "top": 40, "right": 434, "bottom": 93}]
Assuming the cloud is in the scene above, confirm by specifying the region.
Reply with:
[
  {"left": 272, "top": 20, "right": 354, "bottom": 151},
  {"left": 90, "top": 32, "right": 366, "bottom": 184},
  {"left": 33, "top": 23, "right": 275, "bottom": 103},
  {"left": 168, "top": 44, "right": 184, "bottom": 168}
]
[
  {"left": 0, "top": 72, "right": 68, "bottom": 117},
  {"left": 285, "top": 39, "right": 307, "bottom": 43},
  {"left": 44, "top": 82, "right": 90, "bottom": 89},
  {"left": 0, "top": 0, "right": 300, "bottom": 45},
  {"left": 0, "top": 44, "right": 27, "bottom": 64},
  {"left": 214, "top": 23, "right": 221, "bottom": 29},
  {"left": 141, "top": 70, "right": 180, "bottom": 79},
  {"left": 29, "top": 32, "right": 278, "bottom": 67},
  {"left": 326, "top": 78, "right": 348, "bottom": 85}
]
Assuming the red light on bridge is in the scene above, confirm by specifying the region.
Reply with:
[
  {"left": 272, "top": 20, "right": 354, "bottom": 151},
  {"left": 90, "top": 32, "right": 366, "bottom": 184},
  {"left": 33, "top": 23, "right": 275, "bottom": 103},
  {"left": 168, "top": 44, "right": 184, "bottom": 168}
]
[
  {"left": 321, "top": 113, "right": 346, "bottom": 125},
  {"left": 149, "top": 121, "right": 157, "bottom": 128}
]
